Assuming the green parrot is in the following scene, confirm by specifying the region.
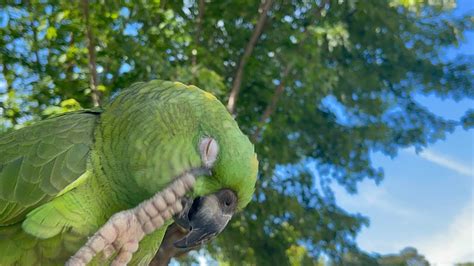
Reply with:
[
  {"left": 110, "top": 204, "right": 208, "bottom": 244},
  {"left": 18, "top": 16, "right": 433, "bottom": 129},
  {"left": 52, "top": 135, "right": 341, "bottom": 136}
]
[{"left": 0, "top": 80, "right": 258, "bottom": 265}]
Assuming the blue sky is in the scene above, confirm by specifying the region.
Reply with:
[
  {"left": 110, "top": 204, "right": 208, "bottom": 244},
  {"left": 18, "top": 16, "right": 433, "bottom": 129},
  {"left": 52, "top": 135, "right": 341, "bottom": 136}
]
[{"left": 334, "top": 1, "right": 473, "bottom": 264}]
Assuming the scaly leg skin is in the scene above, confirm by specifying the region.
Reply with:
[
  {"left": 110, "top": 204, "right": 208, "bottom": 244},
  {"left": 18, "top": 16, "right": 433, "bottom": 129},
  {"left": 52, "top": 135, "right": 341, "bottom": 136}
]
[
  {"left": 67, "top": 137, "right": 218, "bottom": 266},
  {"left": 66, "top": 172, "right": 195, "bottom": 266}
]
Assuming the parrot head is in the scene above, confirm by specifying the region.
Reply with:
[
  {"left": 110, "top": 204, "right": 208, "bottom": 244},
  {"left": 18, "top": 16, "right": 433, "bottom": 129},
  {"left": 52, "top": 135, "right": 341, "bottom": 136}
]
[
  {"left": 173, "top": 128, "right": 258, "bottom": 248},
  {"left": 101, "top": 81, "right": 258, "bottom": 249}
]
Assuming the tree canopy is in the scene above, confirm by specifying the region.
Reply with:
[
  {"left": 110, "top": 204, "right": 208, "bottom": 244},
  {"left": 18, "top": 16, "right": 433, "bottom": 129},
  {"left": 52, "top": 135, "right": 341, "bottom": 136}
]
[
  {"left": 341, "top": 246, "right": 430, "bottom": 266},
  {"left": 0, "top": 0, "right": 472, "bottom": 265}
]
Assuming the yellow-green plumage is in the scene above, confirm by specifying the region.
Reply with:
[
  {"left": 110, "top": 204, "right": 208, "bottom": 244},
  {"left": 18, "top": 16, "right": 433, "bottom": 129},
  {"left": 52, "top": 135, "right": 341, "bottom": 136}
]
[{"left": 0, "top": 80, "right": 258, "bottom": 265}]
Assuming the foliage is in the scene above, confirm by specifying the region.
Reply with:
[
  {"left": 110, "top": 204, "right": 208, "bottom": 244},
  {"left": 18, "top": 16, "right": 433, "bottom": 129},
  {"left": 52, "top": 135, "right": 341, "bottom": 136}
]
[
  {"left": 377, "top": 247, "right": 430, "bottom": 266},
  {"left": 1, "top": 0, "right": 472, "bottom": 264},
  {"left": 340, "top": 247, "right": 430, "bottom": 266},
  {"left": 460, "top": 108, "right": 474, "bottom": 129}
]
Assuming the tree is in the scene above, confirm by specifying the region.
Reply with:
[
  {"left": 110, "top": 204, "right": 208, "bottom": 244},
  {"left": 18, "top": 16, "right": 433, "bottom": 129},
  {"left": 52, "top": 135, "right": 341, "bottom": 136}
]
[
  {"left": 0, "top": 0, "right": 472, "bottom": 264},
  {"left": 341, "top": 247, "right": 430, "bottom": 266}
]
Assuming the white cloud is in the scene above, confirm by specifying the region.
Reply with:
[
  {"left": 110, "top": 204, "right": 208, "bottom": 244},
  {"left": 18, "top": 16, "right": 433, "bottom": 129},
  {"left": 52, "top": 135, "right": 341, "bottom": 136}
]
[
  {"left": 415, "top": 200, "right": 474, "bottom": 265},
  {"left": 334, "top": 182, "right": 426, "bottom": 253},
  {"left": 334, "top": 181, "right": 422, "bottom": 220},
  {"left": 405, "top": 148, "right": 473, "bottom": 177}
]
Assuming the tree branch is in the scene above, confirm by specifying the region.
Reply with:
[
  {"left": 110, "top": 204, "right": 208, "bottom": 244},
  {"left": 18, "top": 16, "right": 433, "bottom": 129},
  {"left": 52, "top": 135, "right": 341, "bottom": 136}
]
[
  {"left": 192, "top": 0, "right": 205, "bottom": 81},
  {"left": 30, "top": 19, "right": 42, "bottom": 75},
  {"left": 81, "top": 0, "right": 101, "bottom": 107},
  {"left": 251, "top": 65, "right": 291, "bottom": 142},
  {"left": 226, "top": 0, "right": 274, "bottom": 114},
  {"left": 24, "top": 0, "right": 42, "bottom": 76},
  {"left": 65, "top": 33, "right": 75, "bottom": 80},
  {"left": 1, "top": 62, "right": 18, "bottom": 125},
  {"left": 149, "top": 223, "right": 198, "bottom": 266},
  {"left": 251, "top": 0, "right": 329, "bottom": 142}
]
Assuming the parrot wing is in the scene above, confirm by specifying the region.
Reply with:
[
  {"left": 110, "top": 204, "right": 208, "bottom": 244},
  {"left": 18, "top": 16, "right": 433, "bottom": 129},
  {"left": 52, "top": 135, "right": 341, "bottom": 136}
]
[{"left": 0, "top": 110, "right": 100, "bottom": 226}]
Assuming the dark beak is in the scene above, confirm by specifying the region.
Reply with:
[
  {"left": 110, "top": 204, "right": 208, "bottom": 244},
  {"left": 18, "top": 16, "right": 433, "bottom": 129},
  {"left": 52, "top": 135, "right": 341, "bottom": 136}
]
[{"left": 173, "top": 189, "right": 237, "bottom": 249}]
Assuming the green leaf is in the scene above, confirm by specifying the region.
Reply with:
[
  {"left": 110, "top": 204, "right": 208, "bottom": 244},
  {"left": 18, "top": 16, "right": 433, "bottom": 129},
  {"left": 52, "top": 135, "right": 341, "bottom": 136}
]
[{"left": 46, "top": 27, "right": 57, "bottom": 40}]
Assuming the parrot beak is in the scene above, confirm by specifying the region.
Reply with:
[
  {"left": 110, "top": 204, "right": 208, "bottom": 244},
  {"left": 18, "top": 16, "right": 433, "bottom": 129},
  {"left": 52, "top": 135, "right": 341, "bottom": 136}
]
[{"left": 173, "top": 189, "right": 237, "bottom": 249}]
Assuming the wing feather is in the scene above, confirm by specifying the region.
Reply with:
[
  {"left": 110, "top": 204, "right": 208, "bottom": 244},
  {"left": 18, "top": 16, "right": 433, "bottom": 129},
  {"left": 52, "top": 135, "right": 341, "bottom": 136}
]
[{"left": 0, "top": 110, "right": 100, "bottom": 225}]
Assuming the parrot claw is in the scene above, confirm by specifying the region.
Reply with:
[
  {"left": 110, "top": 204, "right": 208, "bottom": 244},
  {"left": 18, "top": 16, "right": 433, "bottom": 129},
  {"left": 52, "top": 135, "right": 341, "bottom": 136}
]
[
  {"left": 66, "top": 211, "right": 144, "bottom": 266},
  {"left": 66, "top": 172, "right": 198, "bottom": 266},
  {"left": 67, "top": 138, "right": 219, "bottom": 265}
]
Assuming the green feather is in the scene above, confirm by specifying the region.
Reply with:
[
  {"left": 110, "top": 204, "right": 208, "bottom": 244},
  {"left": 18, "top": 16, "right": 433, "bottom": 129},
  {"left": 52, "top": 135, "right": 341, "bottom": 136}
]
[{"left": 0, "top": 80, "right": 257, "bottom": 265}]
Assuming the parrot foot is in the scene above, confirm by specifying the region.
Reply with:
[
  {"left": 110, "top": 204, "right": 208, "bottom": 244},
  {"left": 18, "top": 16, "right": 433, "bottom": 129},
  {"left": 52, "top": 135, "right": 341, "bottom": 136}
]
[
  {"left": 67, "top": 137, "right": 219, "bottom": 266},
  {"left": 66, "top": 173, "right": 196, "bottom": 266}
]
